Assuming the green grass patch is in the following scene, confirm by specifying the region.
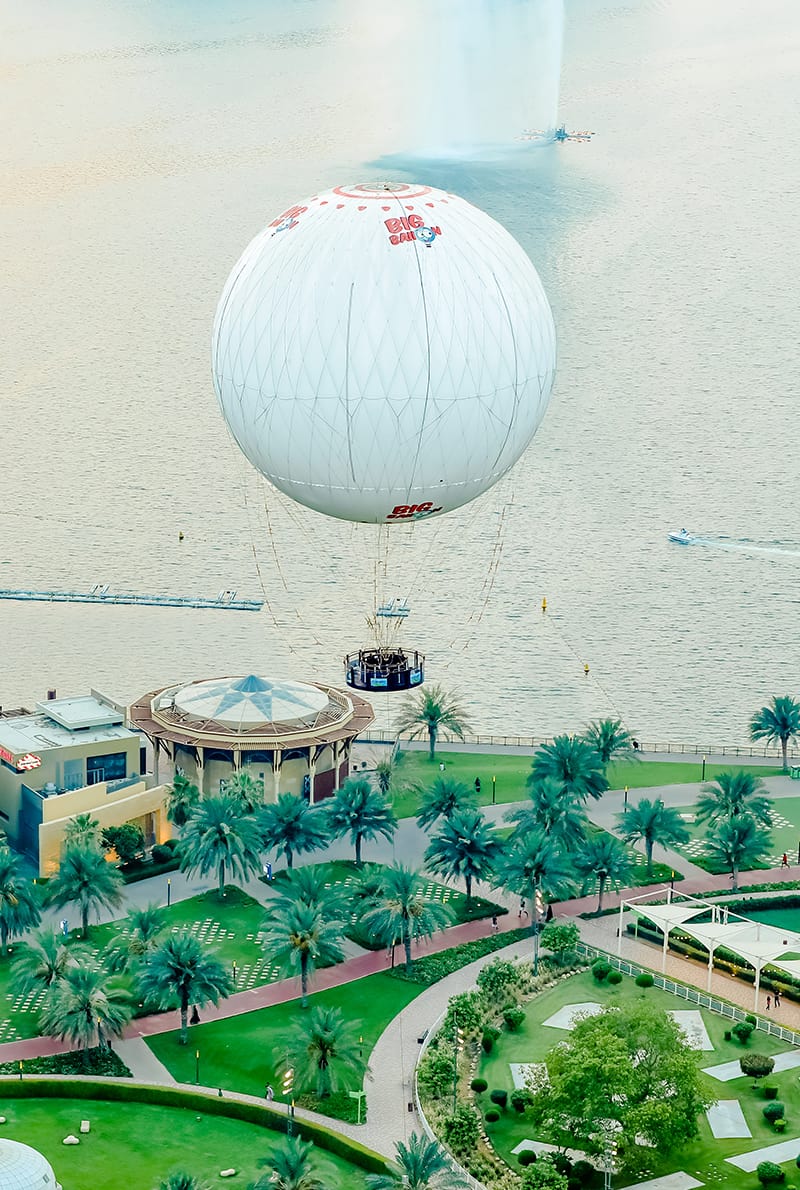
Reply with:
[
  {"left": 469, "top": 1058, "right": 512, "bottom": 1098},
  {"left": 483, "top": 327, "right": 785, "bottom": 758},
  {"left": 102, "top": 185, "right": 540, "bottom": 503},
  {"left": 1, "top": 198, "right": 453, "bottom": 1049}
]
[
  {"left": 147, "top": 971, "right": 423, "bottom": 1122},
  {"left": 674, "top": 796, "right": 800, "bottom": 874},
  {"left": 0, "top": 1094, "right": 367, "bottom": 1189}
]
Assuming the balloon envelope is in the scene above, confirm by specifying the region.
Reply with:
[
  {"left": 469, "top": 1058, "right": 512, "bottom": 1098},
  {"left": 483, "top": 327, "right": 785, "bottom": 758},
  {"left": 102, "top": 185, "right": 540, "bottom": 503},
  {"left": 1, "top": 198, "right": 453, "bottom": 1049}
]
[{"left": 212, "top": 182, "right": 556, "bottom": 524}]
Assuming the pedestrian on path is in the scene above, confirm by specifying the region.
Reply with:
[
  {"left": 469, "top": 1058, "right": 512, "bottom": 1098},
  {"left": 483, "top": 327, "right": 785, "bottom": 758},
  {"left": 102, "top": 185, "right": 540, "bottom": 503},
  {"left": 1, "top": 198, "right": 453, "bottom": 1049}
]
[
  {"left": 491, "top": 915, "right": 499, "bottom": 932},
  {"left": 766, "top": 994, "right": 772, "bottom": 1011},
  {"left": 519, "top": 901, "right": 528, "bottom": 918},
  {"left": 782, "top": 853, "right": 790, "bottom": 869},
  {"left": 265, "top": 1084, "right": 274, "bottom": 1101},
  {"left": 545, "top": 904, "right": 554, "bottom": 923},
  {"left": 775, "top": 991, "right": 781, "bottom": 1009}
]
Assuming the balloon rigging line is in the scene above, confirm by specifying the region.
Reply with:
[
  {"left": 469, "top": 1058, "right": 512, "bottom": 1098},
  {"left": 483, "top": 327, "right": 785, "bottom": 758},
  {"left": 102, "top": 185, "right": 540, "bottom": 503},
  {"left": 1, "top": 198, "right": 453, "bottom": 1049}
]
[
  {"left": 233, "top": 453, "right": 288, "bottom": 647},
  {"left": 539, "top": 605, "right": 633, "bottom": 728},
  {"left": 257, "top": 482, "right": 330, "bottom": 653}
]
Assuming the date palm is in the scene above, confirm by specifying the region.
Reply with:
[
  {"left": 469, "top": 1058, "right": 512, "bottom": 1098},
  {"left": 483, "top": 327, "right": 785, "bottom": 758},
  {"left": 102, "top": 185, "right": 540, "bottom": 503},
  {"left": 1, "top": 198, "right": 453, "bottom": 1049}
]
[
  {"left": 45, "top": 842, "right": 125, "bottom": 937},
  {"left": 750, "top": 695, "right": 800, "bottom": 772},
  {"left": 62, "top": 813, "right": 101, "bottom": 848},
  {"left": 530, "top": 735, "right": 609, "bottom": 803},
  {"left": 366, "top": 1133, "right": 470, "bottom": 1190},
  {"left": 617, "top": 797, "right": 690, "bottom": 875},
  {"left": 574, "top": 833, "right": 632, "bottom": 912},
  {"left": 360, "top": 866, "right": 453, "bottom": 975},
  {"left": 255, "top": 1136, "right": 323, "bottom": 1190},
  {"left": 272, "top": 866, "right": 348, "bottom": 920},
  {"left": 375, "top": 757, "right": 396, "bottom": 799},
  {"left": 508, "top": 777, "right": 588, "bottom": 849},
  {"left": 284, "top": 1005, "right": 366, "bottom": 1100},
  {"left": 494, "top": 830, "right": 574, "bottom": 973},
  {"left": 139, "top": 932, "right": 233, "bottom": 1044},
  {"left": 424, "top": 808, "right": 500, "bottom": 903},
  {"left": 582, "top": 718, "right": 639, "bottom": 767},
  {"left": 394, "top": 684, "right": 470, "bottom": 761},
  {"left": 179, "top": 796, "right": 263, "bottom": 897},
  {"left": 704, "top": 815, "right": 772, "bottom": 891},
  {"left": 262, "top": 901, "right": 345, "bottom": 1008},
  {"left": 39, "top": 961, "right": 132, "bottom": 1059},
  {"left": 10, "top": 928, "right": 87, "bottom": 996},
  {"left": 325, "top": 778, "right": 397, "bottom": 865},
  {"left": 224, "top": 770, "right": 264, "bottom": 815},
  {"left": 158, "top": 1174, "right": 209, "bottom": 1190},
  {"left": 104, "top": 903, "right": 166, "bottom": 974},
  {"left": 0, "top": 844, "right": 41, "bottom": 952},
  {"left": 697, "top": 770, "right": 773, "bottom": 830},
  {"left": 165, "top": 773, "right": 201, "bottom": 829},
  {"left": 416, "top": 777, "right": 476, "bottom": 831},
  {"left": 258, "top": 794, "right": 329, "bottom": 870}
]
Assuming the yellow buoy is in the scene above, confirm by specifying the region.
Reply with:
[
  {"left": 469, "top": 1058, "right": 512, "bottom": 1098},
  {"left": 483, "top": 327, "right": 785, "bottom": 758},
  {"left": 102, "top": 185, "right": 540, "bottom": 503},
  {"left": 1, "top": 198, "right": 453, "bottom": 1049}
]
[
  {"left": 178, "top": 532, "right": 184, "bottom": 541},
  {"left": 583, "top": 662, "right": 590, "bottom": 677},
  {"left": 541, "top": 596, "right": 547, "bottom": 613}
]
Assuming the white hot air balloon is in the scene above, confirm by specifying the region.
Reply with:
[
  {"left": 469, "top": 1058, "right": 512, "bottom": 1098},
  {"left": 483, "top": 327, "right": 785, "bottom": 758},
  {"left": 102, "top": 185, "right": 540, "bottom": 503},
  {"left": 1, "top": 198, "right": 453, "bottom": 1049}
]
[{"left": 212, "top": 181, "right": 556, "bottom": 527}]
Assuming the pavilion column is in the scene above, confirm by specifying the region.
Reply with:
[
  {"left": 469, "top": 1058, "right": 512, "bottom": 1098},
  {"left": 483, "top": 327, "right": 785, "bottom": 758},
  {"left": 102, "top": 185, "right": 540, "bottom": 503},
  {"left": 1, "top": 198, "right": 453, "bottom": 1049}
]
[
  {"left": 308, "top": 747, "right": 317, "bottom": 807},
  {"left": 196, "top": 746, "right": 205, "bottom": 796},
  {"left": 332, "top": 741, "right": 341, "bottom": 792},
  {"left": 617, "top": 903, "right": 625, "bottom": 956},
  {"left": 153, "top": 738, "right": 160, "bottom": 784},
  {"left": 233, "top": 748, "right": 241, "bottom": 774},
  {"left": 754, "top": 964, "right": 761, "bottom": 1011},
  {"left": 271, "top": 750, "right": 282, "bottom": 802},
  {"left": 707, "top": 945, "right": 715, "bottom": 992},
  {"left": 662, "top": 926, "right": 670, "bottom": 974}
]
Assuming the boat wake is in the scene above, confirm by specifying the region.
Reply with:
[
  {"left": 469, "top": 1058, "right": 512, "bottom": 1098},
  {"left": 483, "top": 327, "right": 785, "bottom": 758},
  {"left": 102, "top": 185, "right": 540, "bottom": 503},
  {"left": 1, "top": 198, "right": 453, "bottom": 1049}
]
[{"left": 681, "top": 535, "right": 800, "bottom": 560}]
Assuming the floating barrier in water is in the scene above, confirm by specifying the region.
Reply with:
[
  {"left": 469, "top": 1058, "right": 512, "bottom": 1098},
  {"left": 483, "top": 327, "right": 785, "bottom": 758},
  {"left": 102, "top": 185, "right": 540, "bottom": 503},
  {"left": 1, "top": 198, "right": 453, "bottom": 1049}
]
[{"left": 0, "top": 586, "right": 263, "bottom": 611}]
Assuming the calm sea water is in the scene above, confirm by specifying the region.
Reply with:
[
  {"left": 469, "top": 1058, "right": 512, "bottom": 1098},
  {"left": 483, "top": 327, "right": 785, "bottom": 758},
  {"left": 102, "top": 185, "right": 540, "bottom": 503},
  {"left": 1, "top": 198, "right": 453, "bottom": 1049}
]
[{"left": 1, "top": 0, "right": 798, "bottom": 743}]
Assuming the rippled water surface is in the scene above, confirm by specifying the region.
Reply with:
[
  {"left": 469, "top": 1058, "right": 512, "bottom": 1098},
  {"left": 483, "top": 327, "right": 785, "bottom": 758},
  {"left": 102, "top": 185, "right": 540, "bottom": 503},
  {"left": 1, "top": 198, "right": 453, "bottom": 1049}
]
[{"left": 1, "top": 0, "right": 798, "bottom": 742}]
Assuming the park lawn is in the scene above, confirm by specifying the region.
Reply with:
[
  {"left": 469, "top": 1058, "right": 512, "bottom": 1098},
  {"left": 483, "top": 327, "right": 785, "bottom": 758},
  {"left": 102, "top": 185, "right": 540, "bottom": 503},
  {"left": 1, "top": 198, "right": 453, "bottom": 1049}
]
[
  {"left": 673, "top": 796, "right": 800, "bottom": 875},
  {"left": 0, "top": 1096, "right": 366, "bottom": 1190},
  {"left": 147, "top": 971, "right": 423, "bottom": 1122},
  {"left": 390, "top": 750, "right": 780, "bottom": 821},
  {"left": 476, "top": 968, "right": 797, "bottom": 1190}
]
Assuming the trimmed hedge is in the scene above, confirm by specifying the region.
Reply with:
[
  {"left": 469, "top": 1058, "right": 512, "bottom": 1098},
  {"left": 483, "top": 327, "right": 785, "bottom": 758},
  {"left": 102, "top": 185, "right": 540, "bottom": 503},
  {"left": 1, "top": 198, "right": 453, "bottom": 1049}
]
[
  {"left": 0, "top": 1048, "right": 130, "bottom": 1078},
  {"left": 0, "top": 1079, "right": 390, "bottom": 1174},
  {"left": 390, "top": 927, "right": 531, "bottom": 985},
  {"left": 485, "top": 1109, "right": 500, "bottom": 1123}
]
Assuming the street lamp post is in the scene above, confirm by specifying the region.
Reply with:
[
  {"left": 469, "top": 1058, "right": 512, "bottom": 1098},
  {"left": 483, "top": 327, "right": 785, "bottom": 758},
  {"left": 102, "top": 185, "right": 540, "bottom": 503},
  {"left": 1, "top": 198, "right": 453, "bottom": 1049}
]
[
  {"left": 282, "top": 1067, "right": 295, "bottom": 1136},
  {"left": 195, "top": 1049, "right": 200, "bottom": 1085},
  {"left": 452, "top": 1017, "right": 463, "bottom": 1115},
  {"left": 167, "top": 879, "right": 171, "bottom": 908},
  {"left": 701, "top": 754, "right": 707, "bottom": 782},
  {"left": 232, "top": 962, "right": 237, "bottom": 987},
  {"left": 533, "top": 887, "right": 544, "bottom": 977},
  {"left": 623, "top": 785, "right": 628, "bottom": 814},
  {"left": 492, "top": 775, "right": 496, "bottom": 805}
]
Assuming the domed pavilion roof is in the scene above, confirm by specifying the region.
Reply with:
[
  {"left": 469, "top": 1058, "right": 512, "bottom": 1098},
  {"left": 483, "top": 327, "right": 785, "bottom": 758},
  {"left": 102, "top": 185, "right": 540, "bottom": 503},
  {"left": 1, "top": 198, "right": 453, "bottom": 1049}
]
[
  {"left": 0, "top": 1139, "right": 59, "bottom": 1190},
  {"left": 170, "top": 675, "right": 329, "bottom": 730}
]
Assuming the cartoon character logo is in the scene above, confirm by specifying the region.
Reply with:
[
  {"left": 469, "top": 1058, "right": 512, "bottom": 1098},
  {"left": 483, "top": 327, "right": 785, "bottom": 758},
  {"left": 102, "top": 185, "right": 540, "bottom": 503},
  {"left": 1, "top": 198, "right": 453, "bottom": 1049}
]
[
  {"left": 415, "top": 226, "right": 437, "bottom": 245},
  {"left": 268, "top": 204, "right": 307, "bottom": 236},
  {"left": 272, "top": 216, "right": 298, "bottom": 235},
  {"left": 384, "top": 214, "right": 442, "bottom": 246}
]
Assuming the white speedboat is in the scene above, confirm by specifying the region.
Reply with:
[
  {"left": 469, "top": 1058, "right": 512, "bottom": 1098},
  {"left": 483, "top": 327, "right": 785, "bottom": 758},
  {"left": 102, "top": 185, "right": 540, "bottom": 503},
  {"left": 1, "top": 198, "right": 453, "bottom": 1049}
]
[{"left": 668, "top": 528, "right": 693, "bottom": 545}]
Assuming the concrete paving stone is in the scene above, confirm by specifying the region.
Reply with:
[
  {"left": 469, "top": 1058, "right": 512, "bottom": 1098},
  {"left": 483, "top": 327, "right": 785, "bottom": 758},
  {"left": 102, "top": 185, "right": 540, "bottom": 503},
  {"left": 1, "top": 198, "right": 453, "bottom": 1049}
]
[
  {"left": 542, "top": 1002, "right": 603, "bottom": 1030},
  {"left": 671, "top": 1011, "right": 714, "bottom": 1051},
  {"left": 624, "top": 1175, "right": 704, "bottom": 1190},
  {"left": 706, "top": 1100, "right": 751, "bottom": 1139},
  {"left": 727, "top": 1137, "right": 800, "bottom": 1172}
]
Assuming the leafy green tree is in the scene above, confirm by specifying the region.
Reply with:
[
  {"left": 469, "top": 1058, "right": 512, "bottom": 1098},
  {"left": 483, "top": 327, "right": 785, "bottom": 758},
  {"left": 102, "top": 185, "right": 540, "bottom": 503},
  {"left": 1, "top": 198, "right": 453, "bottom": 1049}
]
[
  {"left": 394, "top": 685, "right": 470, "bottom": 761},
  {"left": 284, "top": 1005, "right": 367, "bottom": 1099},
  {"left": 509, "top": 777, "right": 588, "bottom": 849},
  {"left": 697, "top": 770, "right": 773, "bottom": 829},
  {"left": 704, "top": 815, "right": 772, "bottom": 891},
  {"left": 521, "top": 1156, "right": 569, "bottom": 1190},
  {"left": 39, "top": 961, "right": 132, "bottom": 1058},
  {"left": 530, "top": 736, "right": 609, "bottom": 803},
  {"left": 45, "top": 843, "right": 125, "bottom": 937},
  {"left": 262, "top": 901, "right": 345, "bottom": 1008},
  {"left": 581, "top": 717, "right": 639, "bottom": 766},
  {"left": 424, "top": 808, "right": 500, "bottom": 903},
  {"left": 258, "top": 794, "right": 329, "bottom": 870},
  {"left": 361, "top": 866, "right": 453, "bottom": 975},
  {"left": 575, "top": 833, "right": 632, "bottom": 912},
  {"left": 494, "top": 831, "right": 574, "bottom": 967},
  {"left": 139, "top": 932, "right": 233, "bottom": 1044},
  {"left": 165, "top": 773, "right": 201, "bottom": 829},
  {"left": 158, "top": 1174, "right": 209, "bottom": 1190},
  {"left": 0, "top": 844, "right": 41, "bottom": 952},
  {"left": 540, "top": 921, "right": 580, "bottom": 965},
  {"left": 256, "top": 1136, "right": 323, "bottom": 1190},
  {"left": 10, "top": 928, "right": 86, "bottom": 996},
  {"left": 104, "top": 903, "right": 166, "bottom": 974},
  {"left": 179, "top": 796, "right": 263, "bottom": 897},
  {"left": 416, "top": 778, "right": 476, "bottom": 831},
  {"left": 750, "top": 695, "right": 800, "bottom": 772},
  {"left": 62, "top": 813, "right": 101, "bottom": 848},
  {"left": 101, "top": 822, "right": 145, "bottom": 866},
  {"left": 475, "top": 957, "right": 521, "bottom": 1002},
  {"left": 740, "top": 1053, "right": 775, "bottom": 1086},
  {"left": 528, "top": 1000, "right": 714, "bottom": 1171},
  {"left": 366, "top": 1132, "right": 470, "bottom": 1190},
  {"left": 325, "top": 778, "right": 397, "bottom": 865},
  {"left": 223, "top": 770, "right": 264, "bottom": 815},
  {"left": 617, "top": 797, "right": 689, "bottom": 875}
]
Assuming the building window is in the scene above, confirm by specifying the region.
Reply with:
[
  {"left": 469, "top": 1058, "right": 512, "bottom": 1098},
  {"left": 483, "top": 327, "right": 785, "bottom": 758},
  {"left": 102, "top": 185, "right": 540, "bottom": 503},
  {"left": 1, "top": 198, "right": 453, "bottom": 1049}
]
[{"left": 86, "top": 751, "right": 127, "bottom": 785}]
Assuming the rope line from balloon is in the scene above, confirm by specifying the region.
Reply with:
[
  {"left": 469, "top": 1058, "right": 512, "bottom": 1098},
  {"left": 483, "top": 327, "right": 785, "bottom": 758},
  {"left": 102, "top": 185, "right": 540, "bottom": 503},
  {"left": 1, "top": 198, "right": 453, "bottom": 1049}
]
[{"left": 538, "top": 602, "right": 632, "bottom": 728}]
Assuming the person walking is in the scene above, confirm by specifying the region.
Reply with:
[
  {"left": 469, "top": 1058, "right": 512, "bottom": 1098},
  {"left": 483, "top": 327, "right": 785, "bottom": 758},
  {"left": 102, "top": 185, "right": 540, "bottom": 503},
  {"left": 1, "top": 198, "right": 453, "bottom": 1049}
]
[
  {"left": 775, "top": 991, "right": 781, "bottom": 1009},
  {"left": 519, "top": 900, "right": 528, "bottom": 918},
  {"left": 766, "top": 994, "right": 772, "bottom": 1011},
  {"left": 265, "top": 1084, "right": 275, "bottom": 1101},
  {"left": 491, "top": 914, "right": 499, "bottom": 933},
  {"left": 782, "top": 853, "right": 790, "bottom": 869}
]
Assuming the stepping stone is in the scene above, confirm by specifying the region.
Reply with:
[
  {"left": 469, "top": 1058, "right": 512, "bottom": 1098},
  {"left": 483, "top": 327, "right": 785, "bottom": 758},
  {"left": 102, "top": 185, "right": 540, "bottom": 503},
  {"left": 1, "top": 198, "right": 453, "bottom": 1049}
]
[
  {"left": 625, "top": 1177, "right": 703, "bottom": 1190},
  {"left": 707, "top": 1101, "right": 751, "bottom": 1139},
  {"left": 510, "top": 1062, "right": 546, "bottom": 1090},
  {"left": 727, "top": 1138, "right": 800, "bottom": 1172},
  {"left": 542, "top": 1002, "right": 603, "bottom": 1030},
  {"left": 704, "top": 1050, "right": 800, "bottom": 1082}
]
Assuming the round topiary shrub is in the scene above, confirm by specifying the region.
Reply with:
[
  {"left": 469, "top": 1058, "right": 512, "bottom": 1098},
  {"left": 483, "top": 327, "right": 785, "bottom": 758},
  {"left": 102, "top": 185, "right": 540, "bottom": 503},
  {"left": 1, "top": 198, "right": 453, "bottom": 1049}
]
[
  {"left": 724, "top": 1029, "right": 733, "bottom": 1041},
  {"left": 485, "top": 1109, "right": 500, "bottom": 1124},
  {"left": 763, "top": 1102, "right": 785, "bottom": 1124},
  {"left": 765, "top": 1086, "right": 779, "bottom": 1100},
  {"left": 733, "top": 1021, "right": 755, "bottom": 1044},
  {"left": 151, "top": 843, "right": 173, "bottom": 864},
  {"left": 607, "top": 970, "right": 623, "bottom": 986},
  {"left": 553, "top": 1154, "right": 573, "bottom": 1176},
  {"left": 518, "top": 1151, "right": 537, "bottom": 1166},
  {"left": 635, "top": 971, "right": 654, "bottom": 989},
  {"left": 592, "top": 960, "right": 611, "bottom": 982},
  {"left": 775, "top": 1119, "right": 788, "bottom": 1134},
  {"left": 482, "top": 1027, "right": 500, "bottom": 1054},
  {"left": 572, "top": 1160, "right": 596, "bottom": 1186},
  {"left": 757, "top": 1160, "right": 786, "bottom": 1185},
  {"left": 471, "top": 1078, "right": 488, "bottom": 1093},
  {"left": 503, "top": 1006, "right": 526, "bottom": 1031},
  {"left": 511, "top": 1091, "right": 528, "bottom": 1113},
  {"left": 490, "top": 1089, "right": 508, "bottom": 1109},
  {"left": 746, "top": 1014, "right": 758, "bottom": 1026}
]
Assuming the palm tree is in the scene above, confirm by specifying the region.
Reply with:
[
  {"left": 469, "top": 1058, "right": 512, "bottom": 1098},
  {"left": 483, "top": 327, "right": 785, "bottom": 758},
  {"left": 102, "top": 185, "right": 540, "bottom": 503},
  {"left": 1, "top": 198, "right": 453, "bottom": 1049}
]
[
  {"left": 361, "top": 866, "right": 453, "bottom": 975},
  {"left": 394, "top": 684, "right": 470, "bottom": 761},
  {"left": 258, "top": 794, "right": 329, "bottom": 870},
  {"left": 325, "top": 778, "right": 397, "bottom": 865},
  {"left": 366, "top": 1133, "right": 470, "bottom": 1190},
  {"left": 271, "top": 867, "right": 348, "bottom": 921},
  {"left": 574, "top": 833, "right": 632, "bottom": 912},
  {"left": 284, "top": 1005, "right": 367, "bottom": 1100},
  {"left": 750, "top": 695, "right": 800, "bottom": 772},
  {"left": 104, "top": 902, "right": 166, "bottom": 973},
  {"left": 507, "top": 777, "right": 588, "bottom": 849},
  {"left": 416, "top": 778, "right": 476, "bottom": 831},
  {"left": 62, "top": 813, "right": 101, "bottom": 848},
  {"left": 697, "top": 770, "right": 773, "bottom": 829},
  {"left": 223, "top": 770, "right": 264, "bottom": 815},
  {"left": 165, "top": 773, "right": 201, "bottom": 829},
  {"left": 530, "top": 735, "right": 609, "bottom": 803},
  {"left": 255, "top": 1137, "right": 323, "bottom": 1190},
  {"left": 375, "top": 757, "right": 396, "bottom": 800},
  {"left": 39, "top": 961, "right": 132, "bottom": 1058},
  {"left": 10, "top": 928, "right": 87, "bottom": 996},
  {"left": 158, "top": 1174, "right": 209, "bottom": 1190},
  {"left": 45, "top": 843, "right": 125, "bottom": 937},
  {"left": 617, "top": 797, "right": 690, "bottom": 875},
  {"left": 704, "top": 815, "right": 772, "bottom": 892},
  {"left": 581, "top": 718, "right": 639, "bottom": 767},
  {"left": 424, "top": 809, "right": 500, "bottom": 904},
  {"left": 179, "top": 797, "right": 263, "bottom": 897},
  {"left": 494, "top": 830, "right": 574, "bottom": 972},
  {"left": 262, "top": 901, "right": 345, "bottom": 1008},
  {"left": 0, "top": 845, "right": 41, "bottom": 952},
  {"left": 139, "top": 932, "right": 233, "bottom": 1044}
]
